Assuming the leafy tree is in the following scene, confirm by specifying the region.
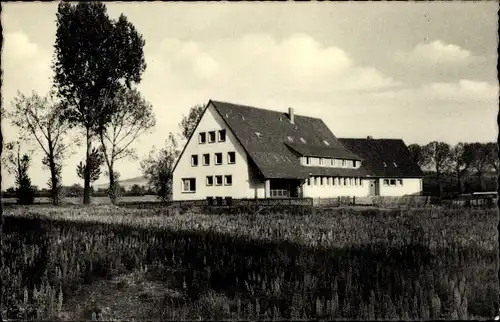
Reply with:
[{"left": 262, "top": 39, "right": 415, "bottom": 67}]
[
  {"left": 53, "top": 1, "right": 146, "bottom": 204},
  {"left": 140, "top": 133, "right": 180, "bottom": 201},
  {"left": 77, "top": 147, "right": 104, "bottom": 183},
  {"left": 448, "top": 142, "right": 474, "bottom": 193},
  {"left": 408, "top": 144, "right": 426, "bottom": 169},
  {"left": 8, "top": 90, "right": 73, "bottom": 205},
  {"left": 129, "top": 184, "right": 145, "bottom": 196},
  {"left": 484, "top": 142, "right": 499, "bottom": 175},
  {"left": 98, "top": 86, "right": 155, "bottom": 203},
  {"left": 3, "top": 141, "right": 35, "bottom": 205},
  {"left": 469, "top": 142, "right": 495, "bottom": 191},
  {"left": 422, "top": 141, "right": 451, "bottom": 197},
  {"left": 65, "top": 184, "right": 84, "bottom": 197},
  {"left": 179, "top": 104, "right": 205, "bottom": 140}
]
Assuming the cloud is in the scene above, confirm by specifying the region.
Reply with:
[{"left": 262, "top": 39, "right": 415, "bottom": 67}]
[
  {"left": 422, "top": 79, "right": 498, "bottom": 102},
  {"left": 147, "top": 33, "right": 400, "bottom": 95},
  {"left": 2, "top": 31, "right": 53, "bottom": 105},
  {"left": 395, "top": 40, "right": 474, "bottom": 65}
]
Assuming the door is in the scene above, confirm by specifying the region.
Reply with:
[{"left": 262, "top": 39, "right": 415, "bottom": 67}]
[{"left": 368, "top": 179, "right": 377, "bottom": 196}]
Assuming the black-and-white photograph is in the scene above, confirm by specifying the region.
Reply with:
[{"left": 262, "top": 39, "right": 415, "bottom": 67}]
[{"left": 1, "top": 1, "right": 498, "bottom": 321}]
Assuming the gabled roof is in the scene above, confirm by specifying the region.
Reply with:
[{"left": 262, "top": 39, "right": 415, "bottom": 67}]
[
  {"left": 338, "top": 138, "right": 424, "bottom": 178},
  {"left": 210, "top": 100, "right": 367, "bottom": 179}
]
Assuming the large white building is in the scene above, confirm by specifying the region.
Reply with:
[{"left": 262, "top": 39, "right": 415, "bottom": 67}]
[{"left": 172, "top": 100, "right": 423, "bottom": 201}]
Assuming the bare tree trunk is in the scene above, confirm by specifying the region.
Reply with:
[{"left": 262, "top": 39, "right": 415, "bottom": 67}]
[
  {"left": 48, "top": 152, "right": 60, "bottom": 205},
  {"left": 83, "top": 128, "right": 91, "bottom": 205},
  {"left": 108, "top": 162, "right": 117, "bottom": 204}
]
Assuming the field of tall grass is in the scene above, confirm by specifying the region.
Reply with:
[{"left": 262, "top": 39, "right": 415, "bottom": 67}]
[{"left": 2, "top": 205, "right": 498, "bottom": 320}]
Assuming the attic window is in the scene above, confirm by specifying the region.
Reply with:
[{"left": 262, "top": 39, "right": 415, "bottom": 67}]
[
  {"left": 393, "top": 162, "right": 398, "bottom": 167},
  {"left": 255, "top": 132, "right": 262, "bottom": 138},
  {"left": 300, "top": 137, "right": 307, "bottom": 144},
  {"left": 323, "top": 140, "right": 330, "bottom": 146},
  {"left": 287, "top": 136, "right": 294, "bottom": 142}
]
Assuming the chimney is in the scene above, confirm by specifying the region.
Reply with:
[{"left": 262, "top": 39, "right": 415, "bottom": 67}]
[
  {"left": 367, "top": 136, "right": 373, "bottom": 139},
  {"left": 288, "top": 107, "right": 294, "bottom": 124}
]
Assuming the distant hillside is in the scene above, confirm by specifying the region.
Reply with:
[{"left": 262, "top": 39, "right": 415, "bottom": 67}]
[{"left": 94, "top": 176, "right": 149, "bottom": 190}]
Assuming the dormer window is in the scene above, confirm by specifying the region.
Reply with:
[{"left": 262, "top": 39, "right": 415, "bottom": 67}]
[
  {"left": 300, "top": 137, "right": 306, "bottom": 144},
  {"left": 255, "top": 132, "right": 262, "bottom": 138},
  {"left": 323, "top": 140, "right": 330, "bottom": 146},
  {"left": 287, "top": 136, "right": 294, "bottom": 142}
]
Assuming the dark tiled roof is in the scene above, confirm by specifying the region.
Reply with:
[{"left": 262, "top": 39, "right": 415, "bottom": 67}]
[
  {"left": 211, "top": 100, "right": 362, "bottom": 179},
  {"left": 338, "top": 138, "right": 424, "bottom": 178},
  {"left": 285, "top": 142, "right": 362, "bottom": 160}
]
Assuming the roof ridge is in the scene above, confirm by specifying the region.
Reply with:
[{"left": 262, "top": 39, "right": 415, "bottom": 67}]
[{"left": 210, "top": 99, "right": 321, "bottom": 120}]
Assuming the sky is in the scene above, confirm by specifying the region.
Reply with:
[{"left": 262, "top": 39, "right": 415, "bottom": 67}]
[{"left": 2, "top": 2, "right": 499, "bottom": 189}]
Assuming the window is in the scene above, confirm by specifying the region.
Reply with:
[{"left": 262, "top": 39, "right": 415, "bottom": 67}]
[
  {"left": 319, "top": 158, "right": 324, "bottom": 166},
  {"left": 287, "top": 136, "right": 294, "bottom": 142},
  {"left": 208, "top": 131, "right": 216, "bottom": 143},
  {"left": 306, "top": 157, "right": 310, "bottom": 165},
  {"left": 307, "top": 178, "right": 311, "bottom": 186},
  {"left": 332, "top": 177, "right": 336, "bottom": 186},
  {"left": 215, "top": 153, "right": 223, "bottom": 165},
  {"left": 203, "top": 154, "right": 210, "bottom": 166},
  {"left": 339, "top": 178, "right": 343, "bottom": 186},
  {"left": 228, "top": 152, "right": 236, "bottom": 164},
  {"left": 393, "top": 162, "right": 398, "bottom": 167},
  {"left": 397, "top": 179, "right": 403, "bottom": 186},
  {"left": 215, "top": 175, "right": 223, "bottom": 186},
  {"left": 206, "top": 176, "right": 214, "bottom": 186},
  {"left": 323, "top": 140, "right": 330, "bottom": 146},
  {"left": 300, "top": 137, "right": 307, "bottom": 144},
  {"left": 341, "top": 160, "right": 346, "bottom": 167},
  {"left": 383, "top": 162, "right": 387, "bottom": 167},
  {"left": 191, "top": 155, "right": 198, "bottom": 167},
  {"left": 255, "top": 132, "right": 262, "bottom": 138},
  {"left": 353, "top": 160, "right": 357, "bottom": 168},
  {"left": 344, "top": 178, "right": 348, "bottom": 186},
  {"left": 218, "top": 130, "right": 226, "bottom": 142},
  {"left": 320, "top": 177, "right": 324, "bottom": 186},
  {"left": 182, "top": 178, "right": 196, "bottom": 193},
  {"left": 224, "top": 175, "right": 232, "bottom": 186},
  {"left": 383, "top": 179, "right": 389, "bottom": 186},
  {"left": 331, "top": 159, "right": 335, "bottom": 166},
  {"left": 390, "top": 179, "right": 396, "bottom": 186},
  {"left": 199, "top": 132, "right": 206, "bottom": 144}
]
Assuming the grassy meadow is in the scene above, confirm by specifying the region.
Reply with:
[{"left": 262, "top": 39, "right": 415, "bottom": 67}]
[{"left": 1, "top": 205, "right": 498, "bottom": 320}]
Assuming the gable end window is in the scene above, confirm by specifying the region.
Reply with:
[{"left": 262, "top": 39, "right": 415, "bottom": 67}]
[
  {"left": 208, "top": 131, "right": 216, "bottom": 143},
  {"left": 182, "top": 178, "right": 196, "bottom": 193},
  {"left": 215, "top": 153, "right": 223, "bottom": 165},
  {"left": 191, "top": 155, "right": 198, "bottom": 167},
  {"left": 218, "top": 130, "right": 226, "bottom": 142},
  {"left": 199, "top": 132, "right": 206, "bottom": 144},
  {"left": 228, "top": 152, "right": 236, "bottom": 164},
  {"left": 203, "top": 154, "right": 210, "bottom": 166}
]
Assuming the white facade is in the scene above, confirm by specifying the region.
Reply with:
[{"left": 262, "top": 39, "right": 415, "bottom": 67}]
[
  {"left": 172, "top": 103, "right": 423, "bottom": 200},
  {"left": 172, "top": 103, "right": 264, "bottom": 201},
  {"left": 378, "top": 178, "right": 423, "bottom": 196},
  {"left": 302, "top": 176, "right": 369, "bottom": 198}
]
